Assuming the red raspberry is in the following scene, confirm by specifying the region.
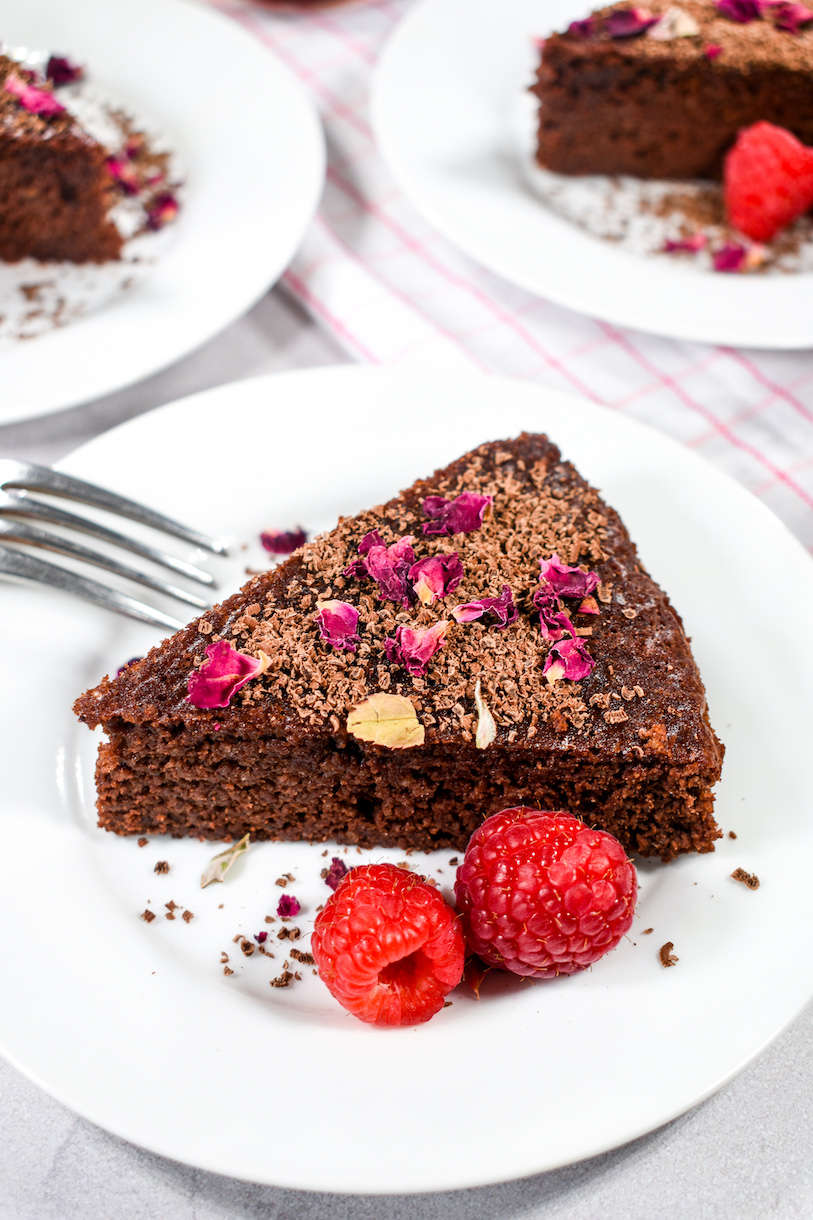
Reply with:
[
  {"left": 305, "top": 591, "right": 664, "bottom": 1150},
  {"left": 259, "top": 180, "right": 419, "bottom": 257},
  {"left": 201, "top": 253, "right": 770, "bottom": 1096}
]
[
  {"left": 311, "top": 863, "right": 465, "bottom": 1026},
  {"left": 454, "top": 808, "right": 637, "bottom": 979},
  {"left": 724, "top": 121, "right": 813, "bottom": 243}
]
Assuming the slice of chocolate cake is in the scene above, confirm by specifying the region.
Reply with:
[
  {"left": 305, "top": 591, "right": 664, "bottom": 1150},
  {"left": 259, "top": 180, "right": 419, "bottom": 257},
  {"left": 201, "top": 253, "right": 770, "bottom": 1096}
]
[
  {"left": 0, "top": 53, "right": 124, "bottom": 263},
  {"left": 533, "top": 0, "right": 813, "bottom": 180},
  {"left": 74, "top": 433, "right": 724, "bottom": 862}
]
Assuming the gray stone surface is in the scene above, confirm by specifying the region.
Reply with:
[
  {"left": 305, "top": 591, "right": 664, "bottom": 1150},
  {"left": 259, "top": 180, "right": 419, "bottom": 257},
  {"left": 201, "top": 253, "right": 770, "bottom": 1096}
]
[{"left": 2, "top": 287, "right": 812, "bottom": 1218}]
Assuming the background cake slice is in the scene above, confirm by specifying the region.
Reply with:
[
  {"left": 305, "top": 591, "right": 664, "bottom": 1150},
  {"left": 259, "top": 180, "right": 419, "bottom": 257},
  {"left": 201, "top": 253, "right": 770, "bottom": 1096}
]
[
  {"left": 74, "top": 433, "right": 724, "bottom": 862},
  {"left": 533, "top": 0, "right": 813, "bottom": 180}
]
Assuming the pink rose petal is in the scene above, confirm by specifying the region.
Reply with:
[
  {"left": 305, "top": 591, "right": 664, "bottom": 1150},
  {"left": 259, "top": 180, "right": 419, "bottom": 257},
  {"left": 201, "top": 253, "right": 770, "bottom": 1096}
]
[
  {"left": 663, "top": 233, "right": 708, "bottom": 253},
  {"left": 254, "top": 931, "right": 268, "bottom": 944},
  {"left": 186, "top": 641, "right": 268, "bottom": 709},
  {"left": 146, "top": 191, "right": 180, "bottom": 231},
  {"left": 771, "top": 0, "right": 813, "bottom": 30},
  {"left": 713, "top": 242, "right": 748, "bottom": 272},
  {"left": 314, "top": 599, "right": 360, "bottom": 652},
  {"left": 409, "top": 553, "right": 464, "bottom": 605},
  {"left": 538, "top": 554, "right": 600, "bottom": 599},
  {"left": 46, "top": 55, "right": 84, "bottom": 86},
  {"left": 543, "top": 637, "right": 595, "bottom": 684},
  {"left": 567, "top": 17, "right": 597, "bottom": 36},
  {"left": 345, "top": 532, "right": 416, "bottom": 606},
  {"left": 451, "top": 585, "right": 518, "bottom": 629},
  {"left": 106, "top": 157, "right": 140, "bottom": 196},
  {"left": 704, "top": 41, "right": 724, "bottom": 56},
  {"left": 384, "top": 620, "right": 449, "bottom": 676},
  {"left": 421, "top": 492, "right": 493, "bottom": 537},
  {"left": 4, "top": 73, "right": 65, "bottom": 117},
  {"left": 277, "top": 893, "right": 301, "bottom": 918},
  {"left": 325, "top": 857, "right": 348, "bottom": 890},
  {"left": 260, "top": 526, "right": 307, "bottom": 555},
  {"left": 715, "top": 0, "right": 761, "bottom": 19},
  {"left": 606, "top": 7, "right": 659, "bottom": 36},
  {"left": 533, "top": 590, "right": 577, "bottom": 641}
]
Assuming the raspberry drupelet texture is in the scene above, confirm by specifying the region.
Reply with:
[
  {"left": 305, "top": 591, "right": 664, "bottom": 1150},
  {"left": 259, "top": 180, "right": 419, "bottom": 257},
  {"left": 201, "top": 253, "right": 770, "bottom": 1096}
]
[
  {"left": 454, "top": 808, "right": 637, "bottom": 979},
  {"left": 311, "top": 863, "right": 465, "bottom": 1026},
  {"left": 724, "top": 121, "right": 813, "bottom": 243}
]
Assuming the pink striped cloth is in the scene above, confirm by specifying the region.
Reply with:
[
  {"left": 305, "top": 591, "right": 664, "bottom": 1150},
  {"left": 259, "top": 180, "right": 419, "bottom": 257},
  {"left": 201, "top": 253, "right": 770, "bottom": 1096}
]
[{"left": 213, "top": 0, "right": 813, "bottom": 551}]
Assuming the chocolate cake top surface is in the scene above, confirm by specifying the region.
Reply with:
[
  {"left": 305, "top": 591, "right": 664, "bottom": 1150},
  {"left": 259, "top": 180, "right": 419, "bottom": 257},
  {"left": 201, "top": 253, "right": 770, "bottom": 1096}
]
[
  {"left": 75, "top": 433, "right": 722, "bottom": 773},
  {"left": 0, "top": 54, "right": 95, "bottom": 148},
  {"left": 547, "top": 0, "right": 813, "bottom": 72}
]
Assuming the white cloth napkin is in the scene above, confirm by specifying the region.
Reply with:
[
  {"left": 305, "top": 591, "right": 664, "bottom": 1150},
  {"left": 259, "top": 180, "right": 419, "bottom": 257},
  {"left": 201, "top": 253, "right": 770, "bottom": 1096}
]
[{"left": 213, "top": 0, "right": 813, "bottom": 551}]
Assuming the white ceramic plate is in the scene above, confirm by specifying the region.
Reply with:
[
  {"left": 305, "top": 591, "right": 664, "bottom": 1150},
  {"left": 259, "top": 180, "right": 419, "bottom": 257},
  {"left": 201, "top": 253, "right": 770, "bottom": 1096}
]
[
  {"left": 0, "top": 0, "right": 325, "bottom": 422},
  {"left": 2, "top": 366, "right": 813, "bottom": 1193},
  {"left": 372, "top": 0, "right": 813, "bottom": 348}
]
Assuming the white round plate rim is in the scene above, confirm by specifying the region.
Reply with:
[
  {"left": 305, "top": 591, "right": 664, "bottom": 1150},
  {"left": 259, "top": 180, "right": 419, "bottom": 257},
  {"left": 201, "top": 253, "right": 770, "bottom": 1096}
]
[
  {"left": 2, "top": 366, "right": 813, "bottom": 1193},
  {"left": 371, "top": 0, "right": 813, "bottom": 349},
  {"left": 0, "top": 0, "right": 325, "bottom": 422}
]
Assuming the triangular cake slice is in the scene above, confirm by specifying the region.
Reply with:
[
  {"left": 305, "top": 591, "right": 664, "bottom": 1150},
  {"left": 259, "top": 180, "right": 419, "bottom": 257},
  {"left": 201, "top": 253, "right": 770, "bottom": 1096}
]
[{"left": 74, "top": 433, "right": 724, "bottom": 861}]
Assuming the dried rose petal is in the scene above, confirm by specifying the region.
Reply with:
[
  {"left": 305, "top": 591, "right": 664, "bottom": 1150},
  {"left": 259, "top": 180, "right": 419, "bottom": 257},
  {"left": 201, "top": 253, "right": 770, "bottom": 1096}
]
[
  {"left": 346, "top": 693, "right": 425, "bottom": 749},
  {"left": 146, "top": 192, "right": 180, "bottom": 231},
  {"left": 605, "top": 7, "right": 659, "bottom": 36},
  {"left": 325, "top": 857, "right": 348, "bottom": 890},
  {"left": 408, "top": 553, "right": 464, "bottom": 606},
  {"left": 106, "top": 157, "right": 140, "bottom": 196},
  {"left": 533, "top": 590, "right": 577, "bottom": 641},
  {"left": 421, "top": 492, "right": 493, "bottom": 538},
  {"left": 663, "top": 233, "right": 708, "bottom": 253},
  {"left": 714, "top": 0, "right": 761, "bottom": 19},
  {"left": 713, "top": 242, "right": 748, "bottom": 272},
  {"left": 567, "top": 17, "right": 597, "bottom": 35},
  {"left": 260, "top": 526, "right": 307, "bottom": 554},
  {"left": 277, "top": 893, "right": 301, "bottom": 918},
  {"left": 473, "top": 678, "right": 497, "bottom": 749},
  {"left": 186, "top": 641, "right": 270, "bottom": 709},
  {"left": 314, "top": 599, "right": 359, "bottom": 651},
  {"left": 648, "top": 6, "right": 701, "bottom": 37},
  {"left": 254, "top": 930, "right": 268, "bottom": 944},
  {"left": 345, "top": 532, "right": 416, "bottom": 606},
  {"left": 772, "top": 1, "right": 813, "bottom": 30},
  {"left": 46, "top": 55, "right": 84, "bottom": 86},
  {"left": 114, "top": 658, "right": 140, "bottom": 678},
  {"left": 4, "top": 73, "right": 65, "bottom": 117},
  {"left": 538, "top": 554, "right": 600, "bottom": 599},
  {"left": 384, "top": 620, "right": 449, "bottom": 676},
  {"left": 451, "top": 585, "right": 517, "bottom": 629},
  {"left": 543, "top": 637, "right": 595, "bottom": 684},
  {"left": 704, "top": 41, "right": 724, "bottom": 56}
]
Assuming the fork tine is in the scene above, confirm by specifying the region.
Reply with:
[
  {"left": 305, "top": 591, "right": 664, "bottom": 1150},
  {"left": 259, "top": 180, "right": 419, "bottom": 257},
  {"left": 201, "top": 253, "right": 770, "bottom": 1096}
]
[
  {"left": 0, "top": 460, "right": 229, "bottom": 555},
  {"left": 1, "top": 490, "right": 217, "bottom": 587},
  {"left": 0, "top": 545, "right": 186, "bottom": 632},
  {"left": 0, "top": 519, "right": 210, "bottom": 610}
]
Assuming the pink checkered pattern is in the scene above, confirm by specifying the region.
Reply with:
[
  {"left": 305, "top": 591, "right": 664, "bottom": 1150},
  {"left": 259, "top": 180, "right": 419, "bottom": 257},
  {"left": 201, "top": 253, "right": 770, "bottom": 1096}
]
[{"left": 214, "top": 0, "right": 813, "bottom": 550}]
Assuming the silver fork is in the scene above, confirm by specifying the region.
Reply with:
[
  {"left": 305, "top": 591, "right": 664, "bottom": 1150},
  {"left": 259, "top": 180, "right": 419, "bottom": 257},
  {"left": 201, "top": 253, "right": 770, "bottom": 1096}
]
[{"left": 0, "top": 459, "right": 229, "bottom": 631}]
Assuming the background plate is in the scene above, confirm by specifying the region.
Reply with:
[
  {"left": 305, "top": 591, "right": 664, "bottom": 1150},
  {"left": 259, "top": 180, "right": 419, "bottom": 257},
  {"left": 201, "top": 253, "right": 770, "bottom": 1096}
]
[
  {"left": 372, "top": 0, "right": 813, "bottom": 348},
  {"left": 2, "top": 367, "right": 813, "bottom": 1193},
  {"left": 0, "top": 0, "right": 325, "bottom": 422}
]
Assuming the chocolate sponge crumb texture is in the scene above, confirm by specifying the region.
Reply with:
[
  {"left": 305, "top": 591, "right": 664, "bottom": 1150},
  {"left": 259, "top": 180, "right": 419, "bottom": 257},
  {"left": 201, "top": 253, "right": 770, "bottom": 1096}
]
[
  {"left": 74, "top": 433, "right": 724, "bottom": 862},
  {"left": 533, "top": 0, "right": 813, "bottom": 180}
]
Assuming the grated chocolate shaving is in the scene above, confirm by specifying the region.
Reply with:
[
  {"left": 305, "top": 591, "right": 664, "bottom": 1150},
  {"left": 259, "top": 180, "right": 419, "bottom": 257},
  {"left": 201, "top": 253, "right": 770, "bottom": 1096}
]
[
  {"left": 731, "top": 868, "right": 759, "bottom": 890},
  {"left": 659, "top": 941, "right": 679, "bottom": 967}
]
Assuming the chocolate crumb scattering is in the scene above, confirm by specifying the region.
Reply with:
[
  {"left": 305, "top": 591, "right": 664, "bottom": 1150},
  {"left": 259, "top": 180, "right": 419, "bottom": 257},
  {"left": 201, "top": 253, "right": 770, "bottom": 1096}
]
[
  {"left": 154, "top": 860, "right": 169, "bottom": 874},
  {"left": 165, "top": 900, "right": 178, "bottom": 911},
  {"left": 138, "top": 838, "right": 148, "bottom": 848},
  {"left": 289, "top": 948, "right": 315, "bottom": 966},
  {"left": 141, "top": 909, "right": 155, "bottom": 923},
  {"left": 275, "top": 876, "right": 288, "bottom": 888},
  {"left": 729, "top": 830, "right": 737, "bottom": 839},
  {"left": 182, "top": 910, "right": 193, "bottom": 923},
  {"left": 220, "top": 953, "right": 229, "bottom": 963},
  {"left": 270, "top": 969, "right": 295, "bottom": 988},
  {"left": 659, "top": 941, "right": 679, "bottom": 967},
  {"left": 731, "top": 867, "right": 760, "bottom": 890},
  {"left": 643, "top": 927, "right": 654, "bottom": 935},
  {"left": 223, "top": 966, "right": 234, "bottom": 976},
  {"left": 239, "top": 938, "right": 254, "bottom": 957}
]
